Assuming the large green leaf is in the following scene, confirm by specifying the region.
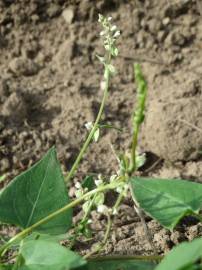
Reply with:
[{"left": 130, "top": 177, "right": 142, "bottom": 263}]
[
  {"left": 84, "top": 259, "right": 156, "bottom": 270},
  {"left": 18, "top": 239, "right": 86, "bottom": 270},
  {"left": 0, "top": 147, "right": 72, "bottom": 234},
  {"left": 130, "top": 178, "right": 202, "bottom": 230},
  {"left": 155, "top": 238, "right": 202, "bottom": 270}
]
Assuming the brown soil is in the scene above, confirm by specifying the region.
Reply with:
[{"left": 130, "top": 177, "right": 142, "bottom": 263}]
[{"left": 1, "top": 0, "right": 202, "bottom": 257}]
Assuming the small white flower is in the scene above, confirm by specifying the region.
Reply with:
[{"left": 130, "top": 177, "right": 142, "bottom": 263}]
[
  {"left": 110, "top": 174, "right": 117, "bottom": 182},
  {"left": 113, "top": 31, "right": 120, "bottom": 38},
  {"left": 75, "top": 182, "right": 81, "bottom": 189},
  {"left": 98, "top": 14, "right": 103, "bottom": 22},
  {"left": 108, "top": 16, "right": 112, "bottom": 21},
  {"left": 108, "top": 64, "right": 116, "bottom": 75},
  {"left": 100, "top": 80, "right": 106, "bottom": 91},
  {"left": 84, "top": 187, "right": 88, "bottom": 192},
  {"left": 87, "top": 219, "right": 92, "bottom": 224},
  {"left": 111, "top": 25, "right": 117, "bottom": 31},
  {"left": 112, "top": 208, "right": 118, "bottom": 215},
  {"left": 97, "top": 204, "right": 109, "bottom": 214},
  {"left": 85, "top": 121, "right": 93, "bottom": 130},
  {"left": 100, "top": 31, "right": 105, "bottom": 36},
  {"left": 104, "top": 44, "right": 110, "bottom": 51},
  {"left": 116, "top": 186, "right": 123, "bottom": 194},
  {"left": 75, "top": 189, "right": 83, "bottom": 198},
  {"left": 95, "top": 179, "right": 103, "bottom": 186}
]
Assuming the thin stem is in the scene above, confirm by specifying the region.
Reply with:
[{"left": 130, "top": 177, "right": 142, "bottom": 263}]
[
  {"left": 130, "top": 185, "right": 158, "bottom": 255},
  {"left": 65, "top": 68, "right": 110, "bottom": 183},
  {"left": 0, "top": 181, "right": 122, "bottom": 258},
  {"left": 88, "top": 254, "right": 163, "bottom": 262},
  {"left": 84, "top": 214, "right": 112, "bottom": 259}
]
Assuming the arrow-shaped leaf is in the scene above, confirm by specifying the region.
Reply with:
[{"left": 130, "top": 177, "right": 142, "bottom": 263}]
[{"left": 0, "top": 147, "right": 72, "bottom": 234}]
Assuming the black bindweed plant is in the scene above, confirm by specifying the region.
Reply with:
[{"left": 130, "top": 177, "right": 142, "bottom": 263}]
[{"left": 0, "top": 14, "right": 202, "bottom": 270}]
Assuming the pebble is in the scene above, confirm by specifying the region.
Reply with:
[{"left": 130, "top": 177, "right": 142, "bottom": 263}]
[
  {"left": 47, "top": 4, "right": 61, "bottom": 18},
  {"left": 0, "top": 158, "right": 10, "bottom": 171},
  {"left": 162, "top": 17, "right": 170, "bottom": 26},
  {"left": 148, "top": 18, "right": 162, "bottom": 34},
  {"left": 8, "top": 57, "right": 39, "bottom": 76},
  {"left": 62, "top": 8, "right": 74, "bottom": 24}
]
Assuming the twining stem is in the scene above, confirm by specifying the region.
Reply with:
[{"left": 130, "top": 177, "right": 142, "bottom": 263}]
[
  {"left": 65, "top": 67, "right": 110, "bottom": 183},
  {"left": 0, "top": 181, "right": 123, "bottom": 258},
  {"left": 129, "top": 124, "right": 139, "bottom": 173},
  {"left": 129, "top": 64, "right": 147, "bottom": 175},
  {"left": 84, "top": 214, "right": 112, "bottom": 259},
  {"left": 84, "top": 189, "right": 125, "bottom": 259}
]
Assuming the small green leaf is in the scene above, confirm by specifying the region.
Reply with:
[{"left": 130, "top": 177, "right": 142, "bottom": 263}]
[
  {"left": 130, "top": 178, "right": 202, "bottom": 230},
  {"left": 112, "top": 47, "right": 118, "bottom": 57},
  {"left": 108, "top": 64, "right": 116, "bottom": 75},
  {"left": 93, "top": 128, "right": 100, "bottom": 142},
  {"left": 155, "top": 238, "right": 202, "bottom": 270},
  {"left": 81, "top": 176, "right": 95, "bottom": 191},
  {"left": 94, "top": 193, "right": 105, "bottom": 207},
  {"left": 99, "top": 124, "right": 122, "bottom": 132},
  {"left": 85, "top": 259, "right": 156, "bottom": 270},
  {"left": 0, "top": 175, "right": 6, "bottom": 183},
  {"left": 18, "top": 239, "right": 86, "bottom": 270},
  {"left": 0, "top": 147, "right": 72, "bottom": 234},
  {"left": 135, "top": 152, "right": 146, "bottom": 169},
  {"left": 82, "top": 201, "right": 91, "bottom": 214}
]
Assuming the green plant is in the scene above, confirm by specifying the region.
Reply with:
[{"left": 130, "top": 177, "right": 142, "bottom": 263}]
[{"left": 0, "top": 14, "right": 202, "bottom": 270}]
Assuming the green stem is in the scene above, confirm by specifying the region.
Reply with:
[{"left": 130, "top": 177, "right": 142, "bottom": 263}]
[
  {"left": 0, "top": 181, "right": 122, "bottom": 258},
  {"left": 65, "top": 68, "right": 110, "bottom": 183},
  {"left": 84, "top": 214, "right": 112, "bottom": 259},
  {"left": 129, "top": 124, "right": 139, "bottom": 174},
  {"left": 88, "top": 254, "right": 163, "bottom": 262}
]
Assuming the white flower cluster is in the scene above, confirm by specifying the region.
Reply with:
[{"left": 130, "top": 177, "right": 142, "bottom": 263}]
[
  {"left": 110, "top": 174, "right": 129, "bottom": 198},
  {"left": 98, "top": 14, "right": 120, "bottom": 57},
  {"left": 75, "top": 181, "right": 88, "bottom": 199},
  {"left": 75, "top": 173, "right": 128, "bottom": 219},
  {"left": 84, "top": 121, "right": 100, "bottom": 142}
]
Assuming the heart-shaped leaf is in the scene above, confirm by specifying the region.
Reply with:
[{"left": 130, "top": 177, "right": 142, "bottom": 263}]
[
  {"left": 130, "top": 178, "right": 202, "bottom": 230},
  {"left": 18, "top": 239, "right": 86, "bottom": 270},
  {"left": 155, "top": 237, "right": 202, "bottom": 270},
  {"left": 0, "top": 147, "right": 72, "bottom": 234}
]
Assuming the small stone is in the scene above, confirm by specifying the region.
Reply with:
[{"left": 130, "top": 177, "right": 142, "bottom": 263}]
[
  {"left": 0, "top": 158, "right": 10, "bottom": 171},
  {"left": 148, "top": 18, "right": 162, "bottom": 34},
  {"left": 157, "top": 30, "right": 167, "bottom": 42},
  {"left": 165, "top": 30, "right": 186, "bottom": 47},
  {"left": 8, "top": 57, "right": 39, "bottom": 76},
  {"left": 62, "top": 8, "right": 74, "bottom": 24},
  {"left": 162, "top": 17, "right": 170, "bottom": 26},
  {"left": 47, "top": 4, "right": 62, "bottom": 18},
  {"left": 2, "top": 92, "right": 27, "bottom": 122}
]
